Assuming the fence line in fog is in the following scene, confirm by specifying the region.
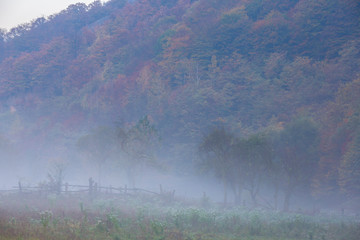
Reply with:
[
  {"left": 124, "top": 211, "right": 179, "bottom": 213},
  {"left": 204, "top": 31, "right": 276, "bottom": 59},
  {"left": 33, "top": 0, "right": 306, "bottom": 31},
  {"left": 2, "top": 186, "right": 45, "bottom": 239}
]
[{"left": 0, "top": 178, "right": 176, "bottom": 200}]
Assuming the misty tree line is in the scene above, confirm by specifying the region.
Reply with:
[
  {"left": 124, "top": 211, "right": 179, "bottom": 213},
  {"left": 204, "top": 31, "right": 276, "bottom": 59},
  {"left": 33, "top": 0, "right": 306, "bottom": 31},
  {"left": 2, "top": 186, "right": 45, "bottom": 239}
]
[
  {"left": 76, "top": 115, "right": 319, "bottom": 211},
  {"left": 0, "top": 0, "right": 359, "bottom": 212},
  {"left": 77, "top": 116, "right": 160, "bottom": 188},
  {"left": 198, "top": 117, "right": 319, "bottom": 211}
]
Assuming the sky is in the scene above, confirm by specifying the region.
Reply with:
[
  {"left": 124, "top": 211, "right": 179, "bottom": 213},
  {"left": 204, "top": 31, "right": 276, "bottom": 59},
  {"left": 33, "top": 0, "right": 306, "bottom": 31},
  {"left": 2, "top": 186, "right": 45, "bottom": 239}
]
[{"left": 0, "top": 0, "right": 108, "bottom": 30}]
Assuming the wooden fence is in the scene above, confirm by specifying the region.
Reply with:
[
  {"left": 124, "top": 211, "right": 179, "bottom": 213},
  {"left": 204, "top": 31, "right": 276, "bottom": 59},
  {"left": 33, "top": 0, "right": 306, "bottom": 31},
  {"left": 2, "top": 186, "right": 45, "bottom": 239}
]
[{"left": 0, "top": 178, "right": 176, "bottom": 202}]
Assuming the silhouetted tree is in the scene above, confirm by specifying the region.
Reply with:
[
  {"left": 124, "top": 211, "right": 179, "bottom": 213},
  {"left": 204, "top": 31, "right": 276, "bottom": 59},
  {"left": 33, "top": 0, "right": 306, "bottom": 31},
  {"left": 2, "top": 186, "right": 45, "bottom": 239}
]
[
  {"left": 117, "top": 116, "right": 160, "bottom": 187},
  {"left": 277, "top": 118, "right": 319, "bottom": 211},
  {"left": 235, "top": 133, "right": 273, "bottom": 206},
  {"left": 198, "top": 127, "right": 236, "bottom": 205},
  {"left": 77, "top": 126, "right": 117, "bottom": 185},
  {"left": 45, "top": 158, "right": 67, "bottom": 194}
]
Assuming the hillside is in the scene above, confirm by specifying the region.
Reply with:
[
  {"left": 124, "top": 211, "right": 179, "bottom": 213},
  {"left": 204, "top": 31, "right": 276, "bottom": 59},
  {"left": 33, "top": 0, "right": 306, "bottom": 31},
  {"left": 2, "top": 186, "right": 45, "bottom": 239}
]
[{"left": 0, "top": 0, "right": 359, "bottom": 207}]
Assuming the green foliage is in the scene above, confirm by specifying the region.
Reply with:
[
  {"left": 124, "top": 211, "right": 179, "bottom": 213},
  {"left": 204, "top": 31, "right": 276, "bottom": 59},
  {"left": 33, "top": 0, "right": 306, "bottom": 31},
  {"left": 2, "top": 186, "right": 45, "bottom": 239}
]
[
  {"left": 39, "top": 210, "right": 53, "bottom": 228},
  {"left": 1, "top": 194, "right": 360, "bottom": 240},
  {"left": 198, "top": 127, "right": 235, "bottom": 175}
]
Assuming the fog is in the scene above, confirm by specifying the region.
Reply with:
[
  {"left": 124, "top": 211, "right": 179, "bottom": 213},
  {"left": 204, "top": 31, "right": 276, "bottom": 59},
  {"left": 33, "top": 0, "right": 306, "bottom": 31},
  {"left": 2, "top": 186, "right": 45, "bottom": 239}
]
[
  {"left": 0, "top": 140, "right": 225, "bottom": 201},
  {"left": 0, "top": 111, "right": 359, "bottom": 240},
  {"left": 0, "top": 3, "right": 359, "bottom": 240},
  {"left": 0, "top": 125, "right": 353, "bottom": 214}
]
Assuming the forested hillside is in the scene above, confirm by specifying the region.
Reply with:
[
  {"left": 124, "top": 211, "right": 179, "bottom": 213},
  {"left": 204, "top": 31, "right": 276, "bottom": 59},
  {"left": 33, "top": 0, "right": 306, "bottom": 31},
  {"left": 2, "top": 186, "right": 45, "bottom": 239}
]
[{"left": 0, "top": 0, "right": 359, "bottom": 209}]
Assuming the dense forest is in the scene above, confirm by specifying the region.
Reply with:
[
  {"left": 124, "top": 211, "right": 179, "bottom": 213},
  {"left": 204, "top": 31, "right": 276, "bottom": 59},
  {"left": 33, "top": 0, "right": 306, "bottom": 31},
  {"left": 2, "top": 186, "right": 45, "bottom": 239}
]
[{"left": 0, "top": 0, "right": 359, "bottom": 211}]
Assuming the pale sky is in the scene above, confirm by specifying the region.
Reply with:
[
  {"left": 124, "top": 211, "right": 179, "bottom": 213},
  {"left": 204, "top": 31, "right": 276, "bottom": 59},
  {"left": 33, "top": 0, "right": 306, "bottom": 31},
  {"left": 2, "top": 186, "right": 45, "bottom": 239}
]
[{"left": 0, "top": 0, "right": 108, "bottom": 30}]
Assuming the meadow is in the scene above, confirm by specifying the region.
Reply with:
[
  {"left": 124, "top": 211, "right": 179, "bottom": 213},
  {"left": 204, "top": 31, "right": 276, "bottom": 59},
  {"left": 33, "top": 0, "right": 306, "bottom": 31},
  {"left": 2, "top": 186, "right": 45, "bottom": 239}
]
[{"left": 0, "top": 192, "right": 359, "bottom": 240}]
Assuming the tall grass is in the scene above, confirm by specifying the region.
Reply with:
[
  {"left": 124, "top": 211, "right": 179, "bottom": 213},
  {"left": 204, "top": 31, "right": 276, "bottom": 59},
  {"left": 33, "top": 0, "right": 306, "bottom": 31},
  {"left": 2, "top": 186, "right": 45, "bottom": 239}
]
[{"left": 0, "top": 193, "right": 359, "bottom": 240}]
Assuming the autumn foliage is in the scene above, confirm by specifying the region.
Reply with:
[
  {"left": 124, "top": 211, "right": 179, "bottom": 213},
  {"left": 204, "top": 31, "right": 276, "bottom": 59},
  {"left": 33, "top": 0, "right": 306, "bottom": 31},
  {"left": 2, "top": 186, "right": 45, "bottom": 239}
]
[{"left": 0, "top": 0, "right": 359, "bottom": 205}]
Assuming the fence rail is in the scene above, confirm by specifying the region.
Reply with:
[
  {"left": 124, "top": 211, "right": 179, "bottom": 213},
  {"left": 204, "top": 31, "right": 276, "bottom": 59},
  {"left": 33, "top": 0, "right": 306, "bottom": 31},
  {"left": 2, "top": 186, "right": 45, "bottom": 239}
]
[{"left": 0, "top": 178, "right": 175, "bottom": 201}]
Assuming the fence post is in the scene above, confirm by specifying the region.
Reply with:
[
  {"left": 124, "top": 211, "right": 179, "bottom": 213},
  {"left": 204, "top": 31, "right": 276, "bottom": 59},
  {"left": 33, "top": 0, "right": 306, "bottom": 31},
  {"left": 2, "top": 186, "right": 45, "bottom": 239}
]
[{"left": 89, "top": 177, "right": 94, "bottom": 198}]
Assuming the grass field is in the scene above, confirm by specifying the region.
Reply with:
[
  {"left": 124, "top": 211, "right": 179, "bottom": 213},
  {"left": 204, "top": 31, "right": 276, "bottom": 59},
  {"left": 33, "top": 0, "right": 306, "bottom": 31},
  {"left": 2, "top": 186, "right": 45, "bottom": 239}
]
[{"left": 0, "top": 192, "right": 359, "bottom": 240}]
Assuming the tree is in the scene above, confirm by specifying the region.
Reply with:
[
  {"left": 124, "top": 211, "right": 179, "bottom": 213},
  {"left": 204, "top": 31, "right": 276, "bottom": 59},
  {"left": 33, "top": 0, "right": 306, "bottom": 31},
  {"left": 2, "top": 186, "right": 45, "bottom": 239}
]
[
  {"left": 276, "top": 117, "right": 319, "bottom": 211},
  {"left": 334, "top": 79, "right": 360, "bottom": 198},
  {"left": 264, "top": 124, "right": 288, "bottom": 210},
  {"left": 44, "top": 157, "right": 67, "bottom": 194},
  {"left": 198, "top": 127, "right": 236, "bottom": 205},
  {"left": 235, "top": 133, "right": 273, "bottom": 207},
  {"left": 314, "top": 78, "right": 360, "bottom": 200},
  {"left": 0, "top": 29, "right": 5, "bottom": 61},
  {"left": 77, "top": 126, "right": 117, "bottom": 185},
  {"left": 339, "top": 131, "right": 360, "bottom": 197},
  {"left": 117, "top": 116, "right": 160, "bottom": 187}
]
